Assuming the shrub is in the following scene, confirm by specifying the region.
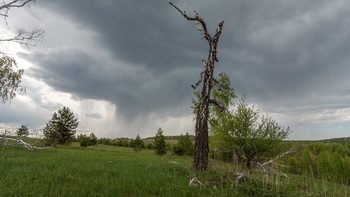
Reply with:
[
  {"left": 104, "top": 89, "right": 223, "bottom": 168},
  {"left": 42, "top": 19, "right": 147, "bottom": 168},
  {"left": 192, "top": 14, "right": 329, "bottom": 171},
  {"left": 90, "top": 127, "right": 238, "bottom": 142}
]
[
  {"left": 173, "top": 133, "right": 194, "bottom": 156},
  {"left": 77, "top": 132, "right": 98, "bottom": 147},
  {"left": 117, "top": 138, "right": 129, "bottom": 147},
  {"left": 146, "top": 143, "right": 154, "bottom": 149},
  {"left": 173, "top": 144, "right": 184, "bottom": 156}
]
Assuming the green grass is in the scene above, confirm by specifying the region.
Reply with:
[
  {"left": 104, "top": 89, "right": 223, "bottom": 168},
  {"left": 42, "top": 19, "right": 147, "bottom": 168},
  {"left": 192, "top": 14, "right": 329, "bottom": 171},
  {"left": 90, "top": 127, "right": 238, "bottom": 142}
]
[{"left": 1, "top": 143, "right": 350, "bottom": 196}]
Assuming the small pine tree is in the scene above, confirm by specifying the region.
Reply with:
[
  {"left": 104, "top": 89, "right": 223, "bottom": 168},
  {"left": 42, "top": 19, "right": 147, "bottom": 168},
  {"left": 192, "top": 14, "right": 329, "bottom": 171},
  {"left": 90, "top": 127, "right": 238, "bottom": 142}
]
[
  {"left": 16, "top": 125, "right": 29, "bottom": 137},
  {"left": 154, "top": 128, "right": 167, "bottom": 155},
  {"left": 133, "top": 134, "right": 144, "bottom": 152},
  {"left": 181, "top": 132, "right": 194, "bottom": 156},
  {"left": 43, "top": 106, "right": 79, "bottom": 145}
]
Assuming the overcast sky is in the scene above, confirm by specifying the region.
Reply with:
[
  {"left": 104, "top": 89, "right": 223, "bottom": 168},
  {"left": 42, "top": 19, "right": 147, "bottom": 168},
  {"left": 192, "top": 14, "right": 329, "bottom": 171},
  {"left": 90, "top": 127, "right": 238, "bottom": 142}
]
[{"left": 1, "top": 0, "right": 350, "bottom": 140}]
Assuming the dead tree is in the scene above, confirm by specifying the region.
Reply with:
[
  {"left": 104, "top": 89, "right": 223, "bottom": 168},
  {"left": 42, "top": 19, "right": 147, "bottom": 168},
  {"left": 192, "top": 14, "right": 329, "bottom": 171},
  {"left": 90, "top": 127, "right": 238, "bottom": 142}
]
[
  {"left": 170, "top": 2, "right": 225, "bottom": 171},
  {"left": 0, "top": 127, "right": 50, "bottom": 151}
]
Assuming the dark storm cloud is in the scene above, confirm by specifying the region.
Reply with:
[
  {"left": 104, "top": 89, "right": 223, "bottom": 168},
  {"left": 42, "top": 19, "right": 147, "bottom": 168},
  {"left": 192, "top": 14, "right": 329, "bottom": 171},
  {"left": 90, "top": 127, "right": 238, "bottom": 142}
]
[
  {"left": 24, "top": 0, "right": 350, "bottom": 126},
  {"left": 25, "top": 47, "right": 197, "bottom": 119},
  {"left": 39, "top": 0, "right": 207, "bottom": 73}
]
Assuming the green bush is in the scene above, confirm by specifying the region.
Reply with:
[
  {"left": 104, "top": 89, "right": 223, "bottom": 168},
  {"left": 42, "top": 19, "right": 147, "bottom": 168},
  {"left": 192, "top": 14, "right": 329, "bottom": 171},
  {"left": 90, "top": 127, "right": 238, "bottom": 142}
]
[
  {"left": 173, "top": 144, "right": 184, "bottom": 156},
  {"left": 173, "top": 133, "right": 193, "bottom": 156},
  {"left": 77, "top": 133, "right": 98, "bottom": 147},
  {"left": 146, "top": 143, "right": 154, "bottom": 149}
]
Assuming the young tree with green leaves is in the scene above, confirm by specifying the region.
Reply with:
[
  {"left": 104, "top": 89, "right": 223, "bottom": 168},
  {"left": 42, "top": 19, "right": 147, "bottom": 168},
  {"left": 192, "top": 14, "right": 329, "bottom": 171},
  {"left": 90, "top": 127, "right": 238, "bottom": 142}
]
[
  {"left": 228, "top": 98, "right": 290, "bottom": 168},
  {"left": 203, "top": 73, "right": 290, "bottom": 168},
  {"left": 300, "top": 148, "right": 314, "bottom": 176},
  {"left": 16, "top": 125, "right": 29, "bottom": 137},
  {"left": 43, "top": 106, "right": 79, "bottom": 145},
  {"left": 0, "top": 56, "right": 24, "bottom": 103},
  {"left": 316, "top": 150, "right": 332, "bottom": 179},
  {"left": 154, "top": 128, "right": 167, "bottom": 155}
]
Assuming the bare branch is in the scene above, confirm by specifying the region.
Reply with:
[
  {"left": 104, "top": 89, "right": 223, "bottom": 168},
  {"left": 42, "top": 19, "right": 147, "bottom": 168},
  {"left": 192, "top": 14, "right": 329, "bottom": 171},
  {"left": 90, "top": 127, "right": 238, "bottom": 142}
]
[
  {"left": 189, "top": 177, "right": 202, "bottom": 186},
  {"left": 0, "top": 28, "right": 44, "bottom": 47},
  {"left": 0, "top": 0, "right": 34, "bottom": 22},
  {"left": 192, "top": 70, "right": 206, "bottom": 89},
  {"left": 261, "top": 147, "right": 296, "bottom": 167},
  {"left": 0, "top": 0, "right": 34, "bottom": 10},
  {"left": 201, "top": 59, "right": 207, "bottom": 68},
  {"left": 169, "top": 2, "right": 211, "bottom": 42},
  {"left": 209, "top": 99, "right": 225, "bottom": 112},
  {"left": 235, "top": 173, "right": 245, "bottom": 183},
  {"left": 213, "top": 21, "right": 224, "bottom": 44},
  {"left": 212, "top": 21, "right": 224, "bottom": 62},
  {"left": 255, "top": 147, "right": 296, "bottom": 180}
]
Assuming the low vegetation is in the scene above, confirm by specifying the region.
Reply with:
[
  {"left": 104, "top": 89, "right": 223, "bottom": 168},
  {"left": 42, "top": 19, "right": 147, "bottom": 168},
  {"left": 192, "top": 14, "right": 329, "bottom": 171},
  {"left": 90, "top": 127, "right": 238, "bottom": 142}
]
[
  {"left": 1, "top": 143, "right": 350, "bottom": 196},
  {"left": 279, "top": 141, "right": 350, "bottom": 185}
]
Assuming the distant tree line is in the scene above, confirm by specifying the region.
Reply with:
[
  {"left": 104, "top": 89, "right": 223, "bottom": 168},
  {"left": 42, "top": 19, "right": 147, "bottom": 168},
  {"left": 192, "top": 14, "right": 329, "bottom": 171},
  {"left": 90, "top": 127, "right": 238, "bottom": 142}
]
[
  {"left": 279, "top": 142, "right": 350, "bottom": 185},
  {"left": 95, "top": 128, "right": 195, "bottom": 157}
]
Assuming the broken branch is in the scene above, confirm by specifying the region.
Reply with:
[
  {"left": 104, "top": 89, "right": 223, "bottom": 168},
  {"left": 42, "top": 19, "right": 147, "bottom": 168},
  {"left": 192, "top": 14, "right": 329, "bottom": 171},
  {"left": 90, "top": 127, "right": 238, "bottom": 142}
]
[
  {"left": 192, "top": 70, "right": 206, "bottom": 89},
  {"left": 261, "top": 147, "right": 296, "bottom": 167},
  {"left": 209, "top": 99, "right": 225, "bottom": 112},
  {"left": 0, "top": 0, "right": 34, "bottom": 10},
  {"left": 0, "top": 137, "right": 50, "bottom": 151},
  {"left": 169, "top": 2, "right": 211, "bottom": 42},
  {"left": 0, "top": 28, "right": 44, "bottom": 47}
]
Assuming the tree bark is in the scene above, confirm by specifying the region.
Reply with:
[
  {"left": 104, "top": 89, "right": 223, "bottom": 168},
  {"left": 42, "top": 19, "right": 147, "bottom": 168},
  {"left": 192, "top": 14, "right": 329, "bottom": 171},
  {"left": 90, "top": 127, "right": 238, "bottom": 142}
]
[{"left": 170, "top": 2, "right": 224, "bottom": 171}]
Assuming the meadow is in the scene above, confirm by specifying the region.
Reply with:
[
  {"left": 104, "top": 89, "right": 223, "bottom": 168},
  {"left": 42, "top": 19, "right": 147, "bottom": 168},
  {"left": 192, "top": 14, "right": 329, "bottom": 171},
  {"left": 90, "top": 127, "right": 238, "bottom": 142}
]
[{"left": 1, "top": 143, "right": 350, "bottom": 196}]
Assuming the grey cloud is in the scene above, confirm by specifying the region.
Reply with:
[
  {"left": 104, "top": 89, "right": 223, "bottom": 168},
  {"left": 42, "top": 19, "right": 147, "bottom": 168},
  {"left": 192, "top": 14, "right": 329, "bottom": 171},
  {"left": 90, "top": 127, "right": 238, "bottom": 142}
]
[{"left": 25, "top": 47, "right": 197, "bottom": 119}]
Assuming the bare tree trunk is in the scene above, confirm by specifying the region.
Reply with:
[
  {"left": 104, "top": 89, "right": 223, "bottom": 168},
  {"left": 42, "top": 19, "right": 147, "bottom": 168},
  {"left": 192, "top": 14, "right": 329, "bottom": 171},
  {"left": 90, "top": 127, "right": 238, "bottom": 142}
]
[{"left": 170, "top": 2, "right": 224, "bottom": 171}]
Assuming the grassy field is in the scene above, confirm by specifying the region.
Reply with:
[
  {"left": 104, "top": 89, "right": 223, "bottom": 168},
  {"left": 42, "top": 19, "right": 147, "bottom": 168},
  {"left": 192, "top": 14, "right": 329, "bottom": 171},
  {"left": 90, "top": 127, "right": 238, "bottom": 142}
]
[{"left": 1, "top": 143, "right": 350, "bottom": 196}]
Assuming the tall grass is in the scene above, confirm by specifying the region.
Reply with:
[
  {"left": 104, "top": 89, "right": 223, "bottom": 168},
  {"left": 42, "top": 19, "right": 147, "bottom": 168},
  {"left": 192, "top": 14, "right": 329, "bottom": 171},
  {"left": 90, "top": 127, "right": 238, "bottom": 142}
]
[{"left": 1, "top": 143, "right": 350, "bottom": 196}]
